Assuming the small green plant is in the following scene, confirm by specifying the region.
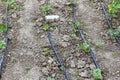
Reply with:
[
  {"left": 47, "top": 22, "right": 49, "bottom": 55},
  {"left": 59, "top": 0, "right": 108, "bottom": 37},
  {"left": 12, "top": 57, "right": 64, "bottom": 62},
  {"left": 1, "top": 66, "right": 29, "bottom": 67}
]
[
  {"left": 72, "top": 22, "right": 80, "bottom": 32},
  {"left": 11, "top": 3, "right": 19, "bottom": 10},
  {"left": 47, "top": 77, "right": 55, "bottom": 80},
  {"left": 43, "top": 48, "right": 53, "bottom": 56},
  {"left": 76, "top": 44, "right": 83, "bottom": 49},
  {"left": 109, "top": 26, "right": 120, "bottom": 37},
  {"left": 70, "top": 33, "right": 78, "bottom": 39},
  {"left": 41, "top": 5, "right": 52, "bottom": 15},
  {"left": 108, "top": 28, "right": 115, "bottom": 36},
  {"left": 0, "top": 40, "right": 6, "bottom": 49},
  {"left": 108, "top": 0, "right": 120, "bottom": 16},
  {"left": 92, "top": 68, "right": 103, "bottom": 79},
  {"left": 76, "top": 43, "right": 90, "bottom": 52},
  {"left": 83, "top": 43, "right": 90, "bottom": 52},
  {"left": 43, "top": 24, "right": 49, "bottom": 31},
  {"left": 0, "top": 24, "right": 6, "bottom": 33}
]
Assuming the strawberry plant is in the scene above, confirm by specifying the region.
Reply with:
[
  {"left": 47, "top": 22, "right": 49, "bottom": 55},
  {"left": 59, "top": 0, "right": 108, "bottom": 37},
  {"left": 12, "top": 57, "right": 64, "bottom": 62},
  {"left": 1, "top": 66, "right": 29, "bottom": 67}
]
[
  {"left": 72, "top": 22, "right": 80, "bottom": 32},
  {"left": 77, "top": 43, "right": 90, "bottom": 52},
  {"left": 0, "top": 24, "right": 6, "bottom": 33},
  {"left": 43, "top": 48, "right": 54, "bottom": 56},
  {"left": 41, "top": 5, "right": 52, "bottom": 15},
  {"left": 0, "top": 40, "right": 6, "bottom": 49},
  {"left": 109, "top": 26, "right": 120, "bottom": 37},
  {"left": 108, "top": 0, "right": 120, "bottom": 16},
  {"left": 92, "top": 68, "right": 103, "bottom": 79},
  {"left": 43, "top": 24, "right": 49, "bottom": 31}
]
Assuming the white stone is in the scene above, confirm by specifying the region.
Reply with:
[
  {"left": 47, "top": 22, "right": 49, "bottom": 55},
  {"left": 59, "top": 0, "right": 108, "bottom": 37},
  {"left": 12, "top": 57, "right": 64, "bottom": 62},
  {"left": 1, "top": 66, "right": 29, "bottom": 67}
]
[{"left": 45, "top": 15, "right": 60, "bottom": 22}]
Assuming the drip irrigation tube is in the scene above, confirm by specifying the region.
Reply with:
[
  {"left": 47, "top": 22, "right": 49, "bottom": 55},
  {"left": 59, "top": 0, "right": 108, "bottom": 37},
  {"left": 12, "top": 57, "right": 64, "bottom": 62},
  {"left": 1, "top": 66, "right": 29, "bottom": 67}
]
[
  {"left": 72, "top": 6, "right": 103, "bottom": 80},
  {"left": 45, "top": 0, "right": 70, "bottom": 80},
  {"left": 0, "top": 0, "right": 9, "bottom": 73},
  {"left": 98, "top": 0, "right": 120, "bottom": 45}
]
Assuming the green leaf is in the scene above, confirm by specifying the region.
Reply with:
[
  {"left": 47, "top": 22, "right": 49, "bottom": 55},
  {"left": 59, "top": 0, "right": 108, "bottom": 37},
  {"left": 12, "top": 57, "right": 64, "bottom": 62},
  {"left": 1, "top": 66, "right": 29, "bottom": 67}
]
[
  {"left": 0, "top": 40, "right": 6, "bottom": 49},
  {"left": 43, "top": 24, "right": 49, "bottom": 31},
  {"left": 108, "top": 29, "right": 115, "bottom": 36},
  {"left": 83, "top": 43, "right": 90, "bottom": 52},
  {"left": 92, "top": 68, "right": 103, "bottom": 79},
  {"left": 12, "top": 3, "right": 19, "bottom": 10},
  {"left": 76, "top": 44, "right": 83, "bottom": 49},
  {"left": 0, "top": 24, "right": 6, "bottom": 33}
]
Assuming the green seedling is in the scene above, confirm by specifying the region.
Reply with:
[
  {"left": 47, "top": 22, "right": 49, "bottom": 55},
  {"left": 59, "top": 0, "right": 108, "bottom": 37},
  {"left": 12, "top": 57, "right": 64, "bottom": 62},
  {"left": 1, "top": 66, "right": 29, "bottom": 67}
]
[
  {"left": 0, "top": 40, "right": 6, "bottom": 49},
  {"left": 76, "top": 43, "right": 90, "bottom": 52},
  {"left": 41, "top": 5, "right": 52, "bottom": 15},
  {"left": 108, "top": 0, "right": 120, "bottom": 16},
  {"left": 43, "top": 24, "right": 49, "bottom": 31},
  {"left": 76, "top": 44, "right": 83, "bottom": 50},
  {"left": 0, "top": 24, "right": 6, "bottom": 33},
  {"left": 92, "top": 68, "right": 103, "bottom": 79},
  {"left": 47, "top": 77, "right": 55, "bottom": 80},
  {"left": 72, "top": 22, "right": 80, "bottom": 32},
  {"left": 83, "top": 43, "right": 90, "bottom": 52},
  {"left": 43, "top": 48, "right": 54, "bottom": 56},
  {"left": 11, "top": 3, "right": 19, "bottom": 10},
  {"left": 70, "top": 33, "right": 77, "bottom": 39},
  {"left": 108, "top": 28, "right": 115, "bottom": 36}
]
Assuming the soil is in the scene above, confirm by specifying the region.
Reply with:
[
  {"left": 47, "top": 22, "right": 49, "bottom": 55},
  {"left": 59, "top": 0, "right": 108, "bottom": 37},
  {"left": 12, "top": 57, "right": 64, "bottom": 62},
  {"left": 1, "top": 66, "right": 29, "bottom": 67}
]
[{"left": 0, "top": 0, "right": 120, "bottom": 80}]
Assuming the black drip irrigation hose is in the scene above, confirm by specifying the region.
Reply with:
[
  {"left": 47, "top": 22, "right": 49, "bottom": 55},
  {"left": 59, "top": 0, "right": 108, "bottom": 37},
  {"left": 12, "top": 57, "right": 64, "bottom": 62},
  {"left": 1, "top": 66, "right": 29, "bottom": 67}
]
[
  {"left": 0, "top": 0, "right": 9, "bottom": 73},
  {"left": 72, "top": 6, "right": 104, "bottom": 80},
  {"left": 45, "top": 0, "right": 70, "bottom": 80},
  {"left": 98, "top": 0, "right": 120, "bottom": 45}
]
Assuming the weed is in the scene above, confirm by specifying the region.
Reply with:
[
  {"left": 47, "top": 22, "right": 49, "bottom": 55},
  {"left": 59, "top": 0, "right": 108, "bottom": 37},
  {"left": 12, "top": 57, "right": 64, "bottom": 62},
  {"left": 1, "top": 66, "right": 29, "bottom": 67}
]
[
  {"left": 0, "top": 40, "right": 6, "bottom": 49},
  {"left": 43, "top": 48, "right": 54, "bottom": 56},
  {"left": 92, "top": 68, "right": 103, "bottom": 79},
  {"left": 47, "top": 77, "right": 55, "bottom": 80},
  {"left": 0, "top": 24, "right": 6, "bottom": 33}
]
